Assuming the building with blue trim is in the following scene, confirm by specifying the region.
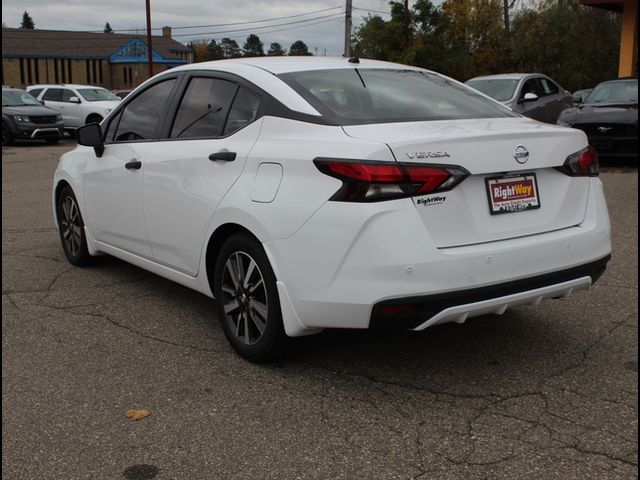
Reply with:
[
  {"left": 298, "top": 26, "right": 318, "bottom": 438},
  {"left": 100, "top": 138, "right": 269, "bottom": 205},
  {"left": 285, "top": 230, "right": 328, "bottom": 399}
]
[{"left": 2, "top": 26, "right": 193, "bottom": 89}]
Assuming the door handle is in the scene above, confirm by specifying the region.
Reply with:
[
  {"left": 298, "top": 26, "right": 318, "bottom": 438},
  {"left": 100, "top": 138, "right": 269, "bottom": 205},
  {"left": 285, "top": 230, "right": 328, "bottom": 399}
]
[
  {"left": 125, "top": 160, "right": 142, "bottom": 170},
  {"left": 209, "top": 151, "right": 236, "bottom": 162}
]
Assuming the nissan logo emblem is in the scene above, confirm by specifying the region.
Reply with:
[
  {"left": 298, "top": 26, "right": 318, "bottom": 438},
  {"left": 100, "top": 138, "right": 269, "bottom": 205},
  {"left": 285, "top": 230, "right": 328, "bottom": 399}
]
[{"left": 513, "top": 145, "right": 529, "bottom": 164}]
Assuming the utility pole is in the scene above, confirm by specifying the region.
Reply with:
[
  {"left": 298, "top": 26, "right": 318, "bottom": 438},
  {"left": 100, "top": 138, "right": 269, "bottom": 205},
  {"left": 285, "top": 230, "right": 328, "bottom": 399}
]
[
  {"left": 344, "top": 0, "right": 352, "bottom": 57},
  {"left": 503, "top": 0, "right": 510, "bottom": 35},
  {"left": 404, "top": 0, "right": 410, "bottom": 48},
  {"left": 145, "top": 0, "right": 153, "bottom": 78}
]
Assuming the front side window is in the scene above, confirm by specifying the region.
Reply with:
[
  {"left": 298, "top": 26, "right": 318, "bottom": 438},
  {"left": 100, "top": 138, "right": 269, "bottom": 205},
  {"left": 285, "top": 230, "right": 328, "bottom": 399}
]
[
  {"left": 170, "top": 78, "right": 237, "bottom": 139},
  {"left": 43, "top": 88, "right": 63, "bottom": 102},
  {"left": 111, "top": 79, "right": 176, "bottom": 142},
  {"left": 28, "top": 88, "right": 43, "bottom": 98},
  {"left": 519, "top": 79, "right": 540, "bottom": 99},
  {"left": 280, "top": 69, "right": 515, "bottom": 125},
  {"left": 62, "top": 89, "right": 77, "bottom": 102},
  {"left": 539, "top": 78, "right": 559, "bottom": 95}
]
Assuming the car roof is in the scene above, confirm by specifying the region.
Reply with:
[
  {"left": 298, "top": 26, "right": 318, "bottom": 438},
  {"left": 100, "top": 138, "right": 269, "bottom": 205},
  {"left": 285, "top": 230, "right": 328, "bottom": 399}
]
[
  {"left": 172, "top": 56, "right": 424, "bottom": 75},
  {"left": 467, "top": 73, "right": 543, "bottom": 81},
  {"left": 27, "top": 84, "right": 108, "bottom": 89}
]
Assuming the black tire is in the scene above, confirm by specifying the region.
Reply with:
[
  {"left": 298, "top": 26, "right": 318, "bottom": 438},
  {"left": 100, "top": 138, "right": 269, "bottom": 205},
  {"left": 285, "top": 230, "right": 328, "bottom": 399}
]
[
  {"left": 56, "top": 185, "right": 92, "bottom": 266},
  {"left": 45, "top": 138, "right": 60, "bottom": 144},
  {"left": 2, "top": 121, "right": 14, "bottom": 146},
  {"left": 213, "top": 233, "right": 286, "bottom": 362}
]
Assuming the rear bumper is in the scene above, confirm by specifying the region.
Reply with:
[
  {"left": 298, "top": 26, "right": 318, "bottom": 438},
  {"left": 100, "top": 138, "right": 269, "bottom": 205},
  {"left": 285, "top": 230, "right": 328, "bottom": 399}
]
[
  {"left": 370, "top": 255, "right": 609, "bottom": 330},
  {"left": 266, "top": 177, "right": 611, "bottom": 336}
]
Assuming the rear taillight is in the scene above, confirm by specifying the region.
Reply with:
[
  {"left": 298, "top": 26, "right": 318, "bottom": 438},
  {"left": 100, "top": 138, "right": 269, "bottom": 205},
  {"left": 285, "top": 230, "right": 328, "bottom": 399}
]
[
  {"left": 314, "top": 158, "right": 469, "bottom": 202},
  {"left": 556, "top": 146, "right": 599, "bottom": 177}
]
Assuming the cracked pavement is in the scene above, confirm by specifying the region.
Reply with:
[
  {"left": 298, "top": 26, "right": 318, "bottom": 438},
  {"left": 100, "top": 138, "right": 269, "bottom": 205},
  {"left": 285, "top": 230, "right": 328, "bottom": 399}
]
[{"left": 2, "top": 139, "right": 638, "bottom": 479}]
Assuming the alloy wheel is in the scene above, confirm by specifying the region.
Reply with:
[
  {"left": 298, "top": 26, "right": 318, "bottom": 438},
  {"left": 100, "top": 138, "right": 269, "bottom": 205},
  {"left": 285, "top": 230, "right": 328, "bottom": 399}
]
[
  {"left": 220, "top": 251, "right": 269, "bottom": 346},
  {"left": 60, "top": 195, "right": 83, "bottom": 257}
]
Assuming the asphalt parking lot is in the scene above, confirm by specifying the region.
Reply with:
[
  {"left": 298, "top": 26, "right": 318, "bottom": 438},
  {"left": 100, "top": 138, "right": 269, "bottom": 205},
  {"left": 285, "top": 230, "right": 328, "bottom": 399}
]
[{"left": 2, "top": 138, "right": 637, "bottom": 480}]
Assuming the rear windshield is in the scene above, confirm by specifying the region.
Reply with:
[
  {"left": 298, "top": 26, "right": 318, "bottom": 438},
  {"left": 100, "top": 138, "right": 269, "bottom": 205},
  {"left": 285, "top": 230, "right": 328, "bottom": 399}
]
[{"left": 279, "top": 69, "right": 515, "bottom": 125}]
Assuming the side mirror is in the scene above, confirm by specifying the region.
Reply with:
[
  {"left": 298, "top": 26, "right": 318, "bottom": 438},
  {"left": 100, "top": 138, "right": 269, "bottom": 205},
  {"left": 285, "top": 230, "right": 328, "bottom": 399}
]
[
  {"left": 69, "top": 96, "right": 81, "bottom": 104},
  {"left": 521, "top": 92, "right": 539, "bottom": 103},
  {"left": 76, "top": 123, "right": 104, "bottom": 157}
]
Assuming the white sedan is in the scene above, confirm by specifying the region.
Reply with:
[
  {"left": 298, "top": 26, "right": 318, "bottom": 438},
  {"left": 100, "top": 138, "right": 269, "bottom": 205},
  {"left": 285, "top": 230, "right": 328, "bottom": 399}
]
[{"left": 52, "top": 57, "right": 612, "bottom": 361}]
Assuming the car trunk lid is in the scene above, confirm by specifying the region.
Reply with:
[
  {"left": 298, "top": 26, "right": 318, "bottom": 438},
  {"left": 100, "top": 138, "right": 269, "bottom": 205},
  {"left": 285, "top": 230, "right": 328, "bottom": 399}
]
[{"left": 343, "top": 117, "right": 591, "bottom": 247}]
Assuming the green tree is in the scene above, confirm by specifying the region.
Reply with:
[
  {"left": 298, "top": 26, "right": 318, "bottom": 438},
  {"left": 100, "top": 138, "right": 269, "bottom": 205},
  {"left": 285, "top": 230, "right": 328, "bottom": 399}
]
[
  {"left": 20, "top": 11, "right": 35, "bottom": 29},
  {"left": 207, "top": 39, "right": 225, "bottom": 60},
  {"left": 220, "top": 38, "right": 242, "bottom": 58},
  {"left": 288, "top": 40, "right": 312, "bottom": 56},
  {"left": 267, "top": 42, "right": 286, "bottom": 56},
  {"left": 510, "top": 0, "right": 620, "bottom": 91},
  {"left": 104, "top": 22, "right": 114, "bottom": 33},
  {"left": 242, "top": 34, "right": 265, "bottom": 57}
]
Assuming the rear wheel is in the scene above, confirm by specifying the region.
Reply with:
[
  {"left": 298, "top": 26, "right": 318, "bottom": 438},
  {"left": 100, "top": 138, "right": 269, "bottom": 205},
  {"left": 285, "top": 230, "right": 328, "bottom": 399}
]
[
  {"left": 213, "top": 233, "right": 286, "bottom": 362},
  {"left": 56, "top": 185, "right": 92, "bottom": 266}
]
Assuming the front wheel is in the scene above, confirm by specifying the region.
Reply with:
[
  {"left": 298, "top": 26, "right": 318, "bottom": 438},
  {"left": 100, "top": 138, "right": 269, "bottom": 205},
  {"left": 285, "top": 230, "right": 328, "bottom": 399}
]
[
  {"left": 213, "top": 233, "right": 286, "bottom": 362},
  {"left": 56, "top": 185, "right": 92, "bottom": 266},
  {"left": 2, "top": 122, "right": 14, "bottom": 146}
]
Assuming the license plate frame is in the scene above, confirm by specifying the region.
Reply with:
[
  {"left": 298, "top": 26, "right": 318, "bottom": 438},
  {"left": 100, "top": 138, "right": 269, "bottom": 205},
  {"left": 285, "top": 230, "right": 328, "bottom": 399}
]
[{"left": 485, "top": 172, "right": 541, "bottom": 215}]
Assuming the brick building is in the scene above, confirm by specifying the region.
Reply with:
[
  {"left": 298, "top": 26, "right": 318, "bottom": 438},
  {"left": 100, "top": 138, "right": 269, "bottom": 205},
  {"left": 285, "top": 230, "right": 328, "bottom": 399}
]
[{"left": 1, "top": 27, "right": 193, "bottom": 90}]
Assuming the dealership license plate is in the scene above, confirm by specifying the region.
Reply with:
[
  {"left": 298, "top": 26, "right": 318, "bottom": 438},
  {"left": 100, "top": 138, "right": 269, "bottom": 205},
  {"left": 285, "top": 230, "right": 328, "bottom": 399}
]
[{"left": 485, "top": 173, "right": 540, "bottom": 215}]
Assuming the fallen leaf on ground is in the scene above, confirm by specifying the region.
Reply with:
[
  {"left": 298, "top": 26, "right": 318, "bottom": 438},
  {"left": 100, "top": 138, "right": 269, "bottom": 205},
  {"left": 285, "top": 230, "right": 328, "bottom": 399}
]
[{"left": 126, "top": 409, "right": 151, "bottom": 421}]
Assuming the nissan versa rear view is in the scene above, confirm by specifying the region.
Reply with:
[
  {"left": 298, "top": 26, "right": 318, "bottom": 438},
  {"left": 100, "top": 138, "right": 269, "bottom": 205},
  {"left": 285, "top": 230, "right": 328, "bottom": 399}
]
[{"left": 52, "top": 57, "right": 611, "bottom": 361}]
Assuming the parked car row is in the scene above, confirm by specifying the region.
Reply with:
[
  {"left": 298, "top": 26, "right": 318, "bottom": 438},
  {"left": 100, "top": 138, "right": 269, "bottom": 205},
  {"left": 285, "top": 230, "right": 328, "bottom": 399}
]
[
  {"left": 2, "top": 83, "right": 121, "bottom": 146},
  {"left": 465, "top": 74, "right": 638, "bottom": 161}
]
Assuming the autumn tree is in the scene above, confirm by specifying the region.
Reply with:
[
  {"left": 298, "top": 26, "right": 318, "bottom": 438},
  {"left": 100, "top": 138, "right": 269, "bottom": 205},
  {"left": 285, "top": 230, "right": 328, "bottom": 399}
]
[
  {"left": 267, "top": 42, "right": 286, "bottom": 56},
  {"left": 288, "top": 40, "right": 312, "bottom": 56},
  {"left": 20, "top": 11, "right": 35, "bottom": 29},
  {"left": 187, "top": 40, "right": 211, "bottom": 62},
  {"left": 243, "top": 34, "right": 265, "bottom": 57}
]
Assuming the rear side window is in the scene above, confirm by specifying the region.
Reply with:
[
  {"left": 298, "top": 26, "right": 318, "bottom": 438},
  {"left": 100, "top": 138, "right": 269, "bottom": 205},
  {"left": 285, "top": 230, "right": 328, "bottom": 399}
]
[
  {"left": 111, "top": 79, "right": 176, "bottom": 142},
  {"left": 224, "top": 87, "right": 260, "bottom": 135},
  {"left": 280, "top": 69, "right": 515, "bottom": 125},
  {"left": 43, "top": 88, "right": 63, "bottom": 101},
  {"left": 170, "top": 77, "right": 237, "bottom": 139}
]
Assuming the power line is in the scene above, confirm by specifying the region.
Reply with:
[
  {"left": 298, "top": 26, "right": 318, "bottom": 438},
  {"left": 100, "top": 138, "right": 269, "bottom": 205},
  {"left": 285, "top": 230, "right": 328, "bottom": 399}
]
[
  {"left": 353, "top": 6, "right": 391, "bottom": 15},
  {"left": 170, "top": 12, "right": 345, "bottom": 38},
  {"left": 109, "top": 6, "right": 343, "bottom": 32},
  {"left": 194, "top": 16, "right": 345, "bottom": 41}
]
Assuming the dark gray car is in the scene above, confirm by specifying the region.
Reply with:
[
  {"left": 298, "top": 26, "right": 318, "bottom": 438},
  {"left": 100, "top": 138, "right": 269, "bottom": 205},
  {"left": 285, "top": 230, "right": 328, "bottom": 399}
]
[
  {"left": 2, "top": 88, "right": 64, "bottom": 145},
  {"left": 465, "top": 73, "right": 574, "bottom": 124}
]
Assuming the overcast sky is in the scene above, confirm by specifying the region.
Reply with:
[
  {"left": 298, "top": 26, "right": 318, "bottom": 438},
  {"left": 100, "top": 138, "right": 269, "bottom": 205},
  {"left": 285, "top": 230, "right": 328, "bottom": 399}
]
[{"left": 1, "top": 0, "right": 411, "bottom": 56}]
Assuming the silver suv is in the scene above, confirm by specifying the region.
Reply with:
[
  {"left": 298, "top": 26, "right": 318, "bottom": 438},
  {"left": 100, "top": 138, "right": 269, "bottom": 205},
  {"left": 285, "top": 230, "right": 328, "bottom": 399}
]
[{"left": 26, "top": 84, "right": 121, "bottom": 133}]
